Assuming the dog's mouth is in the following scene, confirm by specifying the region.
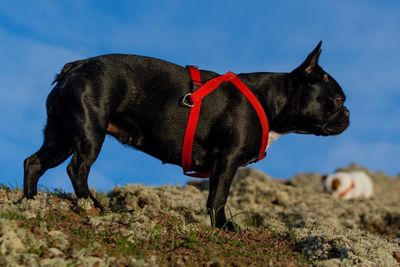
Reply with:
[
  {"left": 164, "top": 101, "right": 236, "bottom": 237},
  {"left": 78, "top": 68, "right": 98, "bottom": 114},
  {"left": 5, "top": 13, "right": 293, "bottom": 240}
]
[
  {"left": 294, "top": 107, "right": 350, "bottom": 136},
  {"left": 319, "top": 107, "right": 350, "bottom": 136}
]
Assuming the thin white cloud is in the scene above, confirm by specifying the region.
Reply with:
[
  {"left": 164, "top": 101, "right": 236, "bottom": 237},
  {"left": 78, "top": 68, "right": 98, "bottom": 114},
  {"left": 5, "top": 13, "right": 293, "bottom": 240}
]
[
  {"left": 0, "top": 26, "right": 81, "bottom": 142},
  {"left": 324, "top": 140, "right": 400, "bottom": 175}
]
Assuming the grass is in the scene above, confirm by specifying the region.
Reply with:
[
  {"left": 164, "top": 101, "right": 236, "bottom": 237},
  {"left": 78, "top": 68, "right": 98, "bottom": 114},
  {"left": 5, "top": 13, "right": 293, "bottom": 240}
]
[
  {"left": 23, "top": 210, "right": 308, "bottom": 265},
  {"left": 0, "top": 183, "right": 11, "bottom": 191},
  {"left": 27, "top": 245, "right": 47, "bottom": 257},
  {"left": 0, "top": 210, "right": 25, "bottom": 220}
]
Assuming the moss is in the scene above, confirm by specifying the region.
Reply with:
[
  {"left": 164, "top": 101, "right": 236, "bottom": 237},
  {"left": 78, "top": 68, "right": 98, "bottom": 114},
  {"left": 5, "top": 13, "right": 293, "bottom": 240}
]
[{"left": 1, "top": 166, "right": 400, "bottom": 266}]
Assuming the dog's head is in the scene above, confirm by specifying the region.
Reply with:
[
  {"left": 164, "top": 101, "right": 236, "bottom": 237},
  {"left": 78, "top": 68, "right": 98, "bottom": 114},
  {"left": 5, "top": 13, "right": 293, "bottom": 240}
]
[{"left": 288, "top": 41, "right": 350, "bottom": 136}]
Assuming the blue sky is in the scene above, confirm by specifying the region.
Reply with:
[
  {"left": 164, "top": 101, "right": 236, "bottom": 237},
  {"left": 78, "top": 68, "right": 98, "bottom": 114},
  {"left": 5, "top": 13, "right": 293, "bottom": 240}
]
[{"left": 0, "top": 0, "right": 399, "bottom": 192}]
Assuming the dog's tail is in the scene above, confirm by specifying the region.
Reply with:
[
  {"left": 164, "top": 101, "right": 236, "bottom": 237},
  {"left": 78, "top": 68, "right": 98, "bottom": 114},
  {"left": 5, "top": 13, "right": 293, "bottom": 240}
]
[{"left": 52, "top": 60, "right": 86, "bottom": 85}]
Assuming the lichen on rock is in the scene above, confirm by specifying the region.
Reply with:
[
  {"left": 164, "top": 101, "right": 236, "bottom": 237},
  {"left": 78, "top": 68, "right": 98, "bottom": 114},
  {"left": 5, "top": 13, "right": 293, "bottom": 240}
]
[{"left": 1, "top": 165, "right": 400, "bottom": 266}]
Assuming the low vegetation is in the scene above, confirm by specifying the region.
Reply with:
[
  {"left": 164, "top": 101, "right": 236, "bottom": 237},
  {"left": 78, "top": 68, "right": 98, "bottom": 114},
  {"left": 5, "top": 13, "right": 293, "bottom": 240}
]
[{"left": 1, "top": 165, "right": 400, "bottom": 266}]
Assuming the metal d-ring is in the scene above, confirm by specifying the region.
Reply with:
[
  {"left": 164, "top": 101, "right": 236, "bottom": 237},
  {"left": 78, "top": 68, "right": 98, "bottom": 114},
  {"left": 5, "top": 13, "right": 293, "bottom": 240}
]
[{"left": 182, "top": 93, "right": 195, "bottom": 108}]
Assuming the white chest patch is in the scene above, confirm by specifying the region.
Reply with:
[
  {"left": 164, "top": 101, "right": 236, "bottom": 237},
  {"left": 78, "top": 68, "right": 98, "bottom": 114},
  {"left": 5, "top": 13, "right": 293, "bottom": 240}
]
[{"left": 267, "top": 131, "right": 282, "bottom": 149}]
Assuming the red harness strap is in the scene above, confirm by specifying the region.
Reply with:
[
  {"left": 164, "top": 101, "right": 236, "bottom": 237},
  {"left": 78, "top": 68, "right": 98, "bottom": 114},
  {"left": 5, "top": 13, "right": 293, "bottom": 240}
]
[
  {"left": 182, "top": 66, "right": 269, "bottom": 178},
  {"left": 187, "top": 65, "right": 202, "bottom": 89},
  {"left": 338, "top": 180, "right": 356, "bottom": 198},
  {"left": 181, "top": 66, "right": 209, "bottom": 177}
]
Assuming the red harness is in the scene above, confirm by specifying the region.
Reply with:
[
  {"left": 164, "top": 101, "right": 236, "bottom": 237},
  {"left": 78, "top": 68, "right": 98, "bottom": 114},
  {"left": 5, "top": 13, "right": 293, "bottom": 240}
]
[{"left": 182, "top": 66, "right": 269, "bottom": 178}]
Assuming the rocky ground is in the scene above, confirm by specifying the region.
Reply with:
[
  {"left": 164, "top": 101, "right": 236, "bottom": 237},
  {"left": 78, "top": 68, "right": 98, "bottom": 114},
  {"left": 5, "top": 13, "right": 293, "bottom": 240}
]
[{"left": 1, "top": 164, "right": 400, "bottom": 266}]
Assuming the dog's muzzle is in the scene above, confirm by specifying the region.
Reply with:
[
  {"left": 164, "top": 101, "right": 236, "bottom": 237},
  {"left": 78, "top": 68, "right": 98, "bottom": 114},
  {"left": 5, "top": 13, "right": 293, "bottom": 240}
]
[{"left": 322, "top": 107, "right": 350, "bottom": 135}]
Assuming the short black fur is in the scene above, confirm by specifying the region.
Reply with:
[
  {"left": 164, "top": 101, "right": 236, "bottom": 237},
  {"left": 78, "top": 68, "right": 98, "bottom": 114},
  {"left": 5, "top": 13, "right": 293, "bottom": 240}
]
[{"left": 24, "top": 42, "right": 349, "bottom": 230}]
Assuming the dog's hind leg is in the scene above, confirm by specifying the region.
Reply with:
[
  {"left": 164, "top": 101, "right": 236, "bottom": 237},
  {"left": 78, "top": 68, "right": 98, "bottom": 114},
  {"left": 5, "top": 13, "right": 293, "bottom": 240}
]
[
  {"left": 65, "top": 105, "right": 108, "bottom": 208},
  {"left": 24, "top": 113, "right": 73, "bottom": 198}
]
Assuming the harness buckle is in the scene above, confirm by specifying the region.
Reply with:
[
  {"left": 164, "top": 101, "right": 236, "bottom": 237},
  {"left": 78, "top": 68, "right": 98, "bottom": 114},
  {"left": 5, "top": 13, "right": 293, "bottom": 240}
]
[{"left": 182, "top": 93, "right": 195, "bottom": 108}]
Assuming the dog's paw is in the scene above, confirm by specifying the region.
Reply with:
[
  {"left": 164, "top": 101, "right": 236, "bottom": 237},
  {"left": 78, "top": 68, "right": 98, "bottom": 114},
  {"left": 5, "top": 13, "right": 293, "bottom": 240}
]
[
  {"left": 220, "top": 221, "right": 241, "bottom": 232},
  {"left": 14, "top": 197, "right": 25, "bottom": 205}
]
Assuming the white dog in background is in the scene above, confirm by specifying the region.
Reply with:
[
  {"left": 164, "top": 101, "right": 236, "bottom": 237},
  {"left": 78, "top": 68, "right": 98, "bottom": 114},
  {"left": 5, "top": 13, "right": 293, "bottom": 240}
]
[{"left": 324, "top": 171, "right": 374, "bottom": 200}]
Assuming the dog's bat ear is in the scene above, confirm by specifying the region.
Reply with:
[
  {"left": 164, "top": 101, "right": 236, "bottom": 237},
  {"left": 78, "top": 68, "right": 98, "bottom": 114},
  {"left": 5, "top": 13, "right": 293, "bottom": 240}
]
[
  {"left": 305, "top": 41, "right": 322, "bottom": 73},
  {"left": 292, "top": 41, "right": 323, "bottom": 76}
]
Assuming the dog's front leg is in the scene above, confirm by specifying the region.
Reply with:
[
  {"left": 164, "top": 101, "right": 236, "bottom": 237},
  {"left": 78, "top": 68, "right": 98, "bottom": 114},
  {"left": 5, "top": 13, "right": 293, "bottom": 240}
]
[{"left": 206, "top": 156, "right": 240, "bottom": 231}]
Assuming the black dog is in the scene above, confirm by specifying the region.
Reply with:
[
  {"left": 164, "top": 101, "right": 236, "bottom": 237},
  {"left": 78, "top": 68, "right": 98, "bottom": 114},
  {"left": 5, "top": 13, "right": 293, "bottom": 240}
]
[{"left": 24, "top": 42, "right": 349, "bottom": 230}]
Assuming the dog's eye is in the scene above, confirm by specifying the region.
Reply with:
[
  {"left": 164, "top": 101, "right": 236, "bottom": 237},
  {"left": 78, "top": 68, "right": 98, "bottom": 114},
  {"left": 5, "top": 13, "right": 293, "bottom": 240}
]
[{"left": 334, "top": 97, "right": 343, "bottom": 107}]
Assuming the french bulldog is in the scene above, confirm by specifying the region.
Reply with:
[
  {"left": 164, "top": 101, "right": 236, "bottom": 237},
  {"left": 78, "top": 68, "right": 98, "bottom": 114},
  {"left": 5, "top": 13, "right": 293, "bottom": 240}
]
[
  {"left": 324, "top": 171, "right": 373, "bottom": 199},
  {"left": 24, "top": 41, "right": 349, "bottom": 230}
]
